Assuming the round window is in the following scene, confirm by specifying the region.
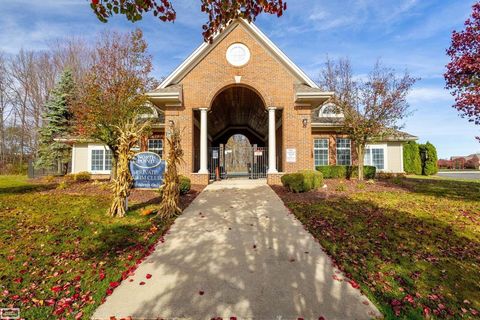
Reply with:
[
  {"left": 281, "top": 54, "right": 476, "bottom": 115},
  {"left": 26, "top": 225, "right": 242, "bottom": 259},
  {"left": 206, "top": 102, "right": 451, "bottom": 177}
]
[{"left": 226, "top": 43, "right": 251, "bottom": 67}]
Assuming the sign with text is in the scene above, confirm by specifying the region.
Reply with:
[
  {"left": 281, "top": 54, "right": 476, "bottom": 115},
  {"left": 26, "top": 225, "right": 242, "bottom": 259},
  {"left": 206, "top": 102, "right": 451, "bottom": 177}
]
[
  {"left": 286, "top": 148, "right": 297, "bottom": 163},
  {"left": 129, "top": 152, "right": 166, "bottom": 189}
]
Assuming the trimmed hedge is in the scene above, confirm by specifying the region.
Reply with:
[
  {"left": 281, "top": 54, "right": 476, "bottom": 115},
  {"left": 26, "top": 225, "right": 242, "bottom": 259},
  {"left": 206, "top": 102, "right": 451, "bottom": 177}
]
[
  {"left": 281, "top": 170, "right": 323, "bottom": 193},
  {"left": 179, "top": 175, "right": 191, "bottom": 195},
  {"left": 419, "top": 142, "right": 438, "bottom": 176},
  {"left": 403, "top": 141, "right": 422, "bottom": 175},
  {"left": 315, "top": 165, "right": 376, "bottom": 180}
]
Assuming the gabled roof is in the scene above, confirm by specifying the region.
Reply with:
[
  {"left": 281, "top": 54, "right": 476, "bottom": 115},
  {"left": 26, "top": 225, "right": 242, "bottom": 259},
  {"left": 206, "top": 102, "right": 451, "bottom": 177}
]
[{"left": 158, "top": 18, "right": 319, "bottom": 89}]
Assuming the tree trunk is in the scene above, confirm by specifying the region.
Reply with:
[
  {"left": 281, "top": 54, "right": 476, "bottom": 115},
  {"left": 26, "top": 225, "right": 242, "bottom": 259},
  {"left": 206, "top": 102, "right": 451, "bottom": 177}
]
[{"left": 357, "top": 144, "right": 365, "bottom": 181}]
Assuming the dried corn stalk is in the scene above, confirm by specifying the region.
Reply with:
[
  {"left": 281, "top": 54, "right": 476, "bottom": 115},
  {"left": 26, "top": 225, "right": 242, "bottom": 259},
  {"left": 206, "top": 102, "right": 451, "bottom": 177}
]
[
  {"left": 158, "top": 121, "right": 184, "bottom": 219},
  {"left": 108, "top": 118, "right": 149, "bottom": 217}
]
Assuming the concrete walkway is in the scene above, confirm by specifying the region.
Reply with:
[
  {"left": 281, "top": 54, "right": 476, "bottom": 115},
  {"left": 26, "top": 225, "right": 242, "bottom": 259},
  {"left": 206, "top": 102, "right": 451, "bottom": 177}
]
[{"left": 93, "top": 179, "right": 381, "bottom": 320}]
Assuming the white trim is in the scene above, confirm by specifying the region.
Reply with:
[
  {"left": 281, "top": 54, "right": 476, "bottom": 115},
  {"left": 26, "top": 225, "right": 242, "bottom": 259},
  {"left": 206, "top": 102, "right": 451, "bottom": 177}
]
[
  {"left": 71, "top": 144, "right": 76, "bottom": 174},
  {"left": 313, "top": 138, "right": 329, "bottom": 167},
  {"left": 364, "top": 144, "right": 388, "bottom": 172},
  {"left": 87, "top": 144, "right": 112, "bottom": 174},
  {"left": 318, "top": 102, "right": 344, "bottom": 118},
  {"left": 400, "top": 143, "right": 404, "bottom": 173},
  {"left": 158, "top": 19, "right": 318, "bottom": 89},
  {"left": 336, "top": 138, "right": 352, "bottom": 166}
]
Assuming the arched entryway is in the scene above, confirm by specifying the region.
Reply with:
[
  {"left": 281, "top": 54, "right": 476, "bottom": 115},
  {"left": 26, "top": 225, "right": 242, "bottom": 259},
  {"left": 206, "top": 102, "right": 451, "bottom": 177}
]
[{"left": 193, "top": 85, "right": 282, "bottom": 179}]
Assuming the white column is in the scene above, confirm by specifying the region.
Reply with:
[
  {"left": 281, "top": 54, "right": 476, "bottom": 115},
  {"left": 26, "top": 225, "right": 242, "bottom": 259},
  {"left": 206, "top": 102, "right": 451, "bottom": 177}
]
[
  {"left": 198, "top": 108, "right": 209, "bottom": 174},
  {"left": 268, "top": 107, "right": 278, "bottom": 173}
]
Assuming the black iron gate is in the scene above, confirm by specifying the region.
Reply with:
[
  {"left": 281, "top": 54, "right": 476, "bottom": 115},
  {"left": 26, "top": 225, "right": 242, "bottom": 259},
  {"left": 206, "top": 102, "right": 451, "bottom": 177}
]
[{"left": 209, "top": 145, "right": 268, "bottom": 180}]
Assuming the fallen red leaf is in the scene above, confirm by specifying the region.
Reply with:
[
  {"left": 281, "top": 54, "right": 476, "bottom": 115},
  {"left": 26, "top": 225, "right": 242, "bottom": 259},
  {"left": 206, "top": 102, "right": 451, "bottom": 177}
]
[
  {"left": 146, "top": 274, "right": 152, "bottom": 279},
  {"left": 348, "top": 280, "right": 360, "bottom": 289},
  {"left": 13, "top": 277, "right": 22, "bottom": 283},
  {"left": 75, "top": 312, "right": 83, "bottom": 320},
  {"left": 109, "top": 281, "right": 120, "bottom": 288},
  {"left": 51, "top": 286, "right": 62, "bottom": 293},
  {"left": 139, "top": 281, "right": 146, "bottom": 285}
]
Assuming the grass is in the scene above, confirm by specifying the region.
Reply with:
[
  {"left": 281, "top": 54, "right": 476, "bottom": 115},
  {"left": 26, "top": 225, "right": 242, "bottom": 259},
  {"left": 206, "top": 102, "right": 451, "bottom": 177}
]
[
  {"left": 0, "top": 176, "right": 175, "bottom": 319},
  {"left": 280, "top": 176, "right": 480, "bottom": 319}
]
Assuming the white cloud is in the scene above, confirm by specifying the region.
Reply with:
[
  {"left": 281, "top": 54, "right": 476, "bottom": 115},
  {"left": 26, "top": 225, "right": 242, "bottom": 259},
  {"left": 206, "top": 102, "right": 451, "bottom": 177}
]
[{"left": 407, "top": 87, "right": 452, "bottom": 104}]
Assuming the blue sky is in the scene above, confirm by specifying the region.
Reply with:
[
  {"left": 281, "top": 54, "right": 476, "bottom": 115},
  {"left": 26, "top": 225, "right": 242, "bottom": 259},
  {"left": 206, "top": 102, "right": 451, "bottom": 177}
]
[{"left": 1, "top": 0, "right": 478, "bottom": 158}]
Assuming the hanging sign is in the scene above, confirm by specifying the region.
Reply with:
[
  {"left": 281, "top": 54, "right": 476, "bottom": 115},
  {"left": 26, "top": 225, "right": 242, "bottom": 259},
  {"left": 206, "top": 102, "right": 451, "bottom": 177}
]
[
  {"left": 254, "top": 150, "right": 263, "bottom": 156},
  {"left": 286, "top": 148, "right": 297, "bottom": 163},
  {"left": 129, "top": 152, "right": 166, "bottom": 189}
]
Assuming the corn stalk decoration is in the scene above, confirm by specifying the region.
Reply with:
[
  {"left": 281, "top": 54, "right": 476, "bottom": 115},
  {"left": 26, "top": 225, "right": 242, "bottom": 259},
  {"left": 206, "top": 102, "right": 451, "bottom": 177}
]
[
  {"left": 158, "top": 121, "right": 184, "bottom": 219},
  {"left": 108, "top": 118, "right": 150, "bottom": 218}
]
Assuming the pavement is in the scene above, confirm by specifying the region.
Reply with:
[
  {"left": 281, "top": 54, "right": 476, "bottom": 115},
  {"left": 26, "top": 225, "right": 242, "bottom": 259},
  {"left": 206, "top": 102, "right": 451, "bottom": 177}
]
[
  {"left": 437, "top": 171, "right": 480, "bottom": 180},
  {"left": 92, "top": 179, "right": 381, "bottom": 320}
]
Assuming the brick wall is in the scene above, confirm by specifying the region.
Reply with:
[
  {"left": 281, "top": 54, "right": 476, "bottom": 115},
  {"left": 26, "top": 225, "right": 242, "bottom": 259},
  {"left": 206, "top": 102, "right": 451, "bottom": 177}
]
[{"left": 162, "top": 23, "right": 315, "bottom": 185}]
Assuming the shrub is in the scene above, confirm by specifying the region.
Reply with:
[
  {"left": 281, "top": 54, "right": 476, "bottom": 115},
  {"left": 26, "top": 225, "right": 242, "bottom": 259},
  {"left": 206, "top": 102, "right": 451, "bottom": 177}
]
[
  {"left": 335, "top": 183, "right": 347, "bottom": 192},
  {"left": 419, "top": 142, "right": 438, "bottom": 176},
  {"left": 281, "top": 171, "right": 323, "bottom": 193},
  {"left": 316, "top": 166, "right": 347, "bottom": 179},
  {"left": 299, "top": 170, "right": 324, "bottom": 190},
  {"left": 316, "top": 165, "right": 376, "bottom": 179},
  {"left": 179, "top": 175, "right": 191, "bottom": 195},
  {"left": 281, "top": 173, "right": 305, "bottom": 193},
  {"left": 403, "top": 141, "right": 422, "bottom": 175},
  {"left": 74, "top": 171, "right": 91, "bottom": 182}
]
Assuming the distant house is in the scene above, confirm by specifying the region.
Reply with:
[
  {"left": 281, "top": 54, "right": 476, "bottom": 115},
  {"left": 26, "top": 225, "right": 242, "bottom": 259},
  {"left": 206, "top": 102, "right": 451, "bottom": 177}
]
[{"left": 444, "top": 153, "right": 480, "bottom": 169}]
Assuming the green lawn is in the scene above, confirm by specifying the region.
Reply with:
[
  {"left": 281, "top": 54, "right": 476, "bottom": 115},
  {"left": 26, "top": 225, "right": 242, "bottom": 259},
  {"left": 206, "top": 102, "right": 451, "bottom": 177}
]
[
  {"left": 278, "top": 177, "right": 480, "bottom": 319},
  {"left": 0, "top": 176, "right": 175, "bottom": 319}
]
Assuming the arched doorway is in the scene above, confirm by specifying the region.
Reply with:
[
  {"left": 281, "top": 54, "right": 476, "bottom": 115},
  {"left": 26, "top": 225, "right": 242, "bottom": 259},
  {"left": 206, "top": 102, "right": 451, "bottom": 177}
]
[{"left": 193, "top": 85, "right": 281, "bottom": 179}]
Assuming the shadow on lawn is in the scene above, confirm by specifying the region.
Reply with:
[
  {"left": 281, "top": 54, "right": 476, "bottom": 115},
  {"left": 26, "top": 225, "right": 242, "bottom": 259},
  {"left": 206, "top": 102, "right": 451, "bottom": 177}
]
[
  {"left": 283, "top": 191, "right": 480, "bottom": 318},
  {"left": 390, "top": 177, "right": 480, "bottom": 202},
  {"left": 0, "top": 183, "right": 56, "bottom": 195},
  {"left": 94, "top": 185, "right": 382, "bottom": 320}
]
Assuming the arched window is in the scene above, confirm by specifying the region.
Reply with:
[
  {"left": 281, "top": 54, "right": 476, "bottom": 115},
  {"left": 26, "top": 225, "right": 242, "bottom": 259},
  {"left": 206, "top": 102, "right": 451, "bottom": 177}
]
[{"left": 318, "top": 102, "right": 343, "bottom": 118}]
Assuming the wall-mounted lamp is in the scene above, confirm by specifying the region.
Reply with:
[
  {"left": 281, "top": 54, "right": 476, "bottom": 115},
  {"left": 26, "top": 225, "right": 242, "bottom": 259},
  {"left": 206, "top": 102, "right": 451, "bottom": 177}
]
[{"left": 302, "top": 118, "right": 308, "bottom": 128}]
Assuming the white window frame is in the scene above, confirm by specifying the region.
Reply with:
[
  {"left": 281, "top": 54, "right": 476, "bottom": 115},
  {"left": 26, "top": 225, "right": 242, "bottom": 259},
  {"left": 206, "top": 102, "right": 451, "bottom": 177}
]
[
  {"left": 148, "top": 139, "right": 164, "bottom": 158},
  {"left": 364, "top": 144, "right": 388, "bottom": 172},
  {"left": 313, "top": 138, "right": 329, "bottom": 167},
  {"left": 87, "top": 144, "right": 112, "bottom": 174},
  {"left": 318, "top": 102, "right": 344, "bottom": 118},
  {"left": 336, "top": 138, "right": 352, "bottom": 165}
]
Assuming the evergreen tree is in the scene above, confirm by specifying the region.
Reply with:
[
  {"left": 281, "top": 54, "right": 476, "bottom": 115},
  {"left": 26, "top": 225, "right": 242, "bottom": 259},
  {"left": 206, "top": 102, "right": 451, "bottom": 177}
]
[{"left": 36, "top": 69, "right": 75, "bottom": 173}]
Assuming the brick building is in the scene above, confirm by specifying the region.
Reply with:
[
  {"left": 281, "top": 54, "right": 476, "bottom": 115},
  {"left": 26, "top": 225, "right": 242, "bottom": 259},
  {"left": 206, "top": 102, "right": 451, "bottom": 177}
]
[{"left": 70, "top": 19, "right": 417, "bottom": 184}]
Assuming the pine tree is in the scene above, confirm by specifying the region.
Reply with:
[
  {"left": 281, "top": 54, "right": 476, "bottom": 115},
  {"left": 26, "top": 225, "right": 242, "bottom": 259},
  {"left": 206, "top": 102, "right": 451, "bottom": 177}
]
[{"left": 36, "top": 69, "right": 75, "bottom": 173}]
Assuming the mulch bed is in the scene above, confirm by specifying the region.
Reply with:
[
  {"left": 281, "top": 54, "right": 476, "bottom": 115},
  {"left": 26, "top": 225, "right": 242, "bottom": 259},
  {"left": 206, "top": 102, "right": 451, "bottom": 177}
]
[{"left": 272, "top": 178, "right": 406, "bottom": 204}]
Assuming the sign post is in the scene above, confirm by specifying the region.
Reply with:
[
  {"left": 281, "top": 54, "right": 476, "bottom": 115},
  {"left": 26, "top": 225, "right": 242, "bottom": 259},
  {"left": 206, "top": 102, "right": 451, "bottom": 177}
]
[{"left": 129, "top": 152, "right": 166, "bottom": 189}]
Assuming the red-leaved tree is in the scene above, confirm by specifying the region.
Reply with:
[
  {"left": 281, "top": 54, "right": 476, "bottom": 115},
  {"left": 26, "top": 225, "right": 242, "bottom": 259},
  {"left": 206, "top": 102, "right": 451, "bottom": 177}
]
[
  {"left": 90, "top": 0, "right": 287, "bottom": 41},
  {"left": 445, "top": 2, "right": 480, "bottom": 135}
]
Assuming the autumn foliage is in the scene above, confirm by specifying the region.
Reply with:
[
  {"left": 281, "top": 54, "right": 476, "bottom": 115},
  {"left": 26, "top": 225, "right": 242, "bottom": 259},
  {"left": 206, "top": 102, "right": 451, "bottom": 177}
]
[
  {"left": 445, "top": 2, "right": 480, "bottom": 129},
  {"left": 90, "top": 0, "right": 287, "bottom": 42}
]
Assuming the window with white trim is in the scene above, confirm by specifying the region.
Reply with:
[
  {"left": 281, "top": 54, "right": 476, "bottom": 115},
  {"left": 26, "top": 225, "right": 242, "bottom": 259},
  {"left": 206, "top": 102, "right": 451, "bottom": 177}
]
[
  {"left": 148, "top": 139, "right": 163, "bottom": 158},
  {"left": 90, "top": 148, "right": 112, "bottom": 172},
  {"left": 364, "top": 145, "right": 386, "bottom": 170},
  {"left": 318, "top": 102, "right": 344, "bottom": 118},
  {"left": 314, "top": 138, "right": 329, "bottom": 166},
  {"left": 336, "top": 138, "right": 351, "bottom": 165}
]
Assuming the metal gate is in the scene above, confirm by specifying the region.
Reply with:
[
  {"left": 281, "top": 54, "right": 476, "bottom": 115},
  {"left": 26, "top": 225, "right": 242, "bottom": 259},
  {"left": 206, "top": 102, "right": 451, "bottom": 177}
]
[{"left": 209, "top": 145, "right": 268, "bottom": 180}]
